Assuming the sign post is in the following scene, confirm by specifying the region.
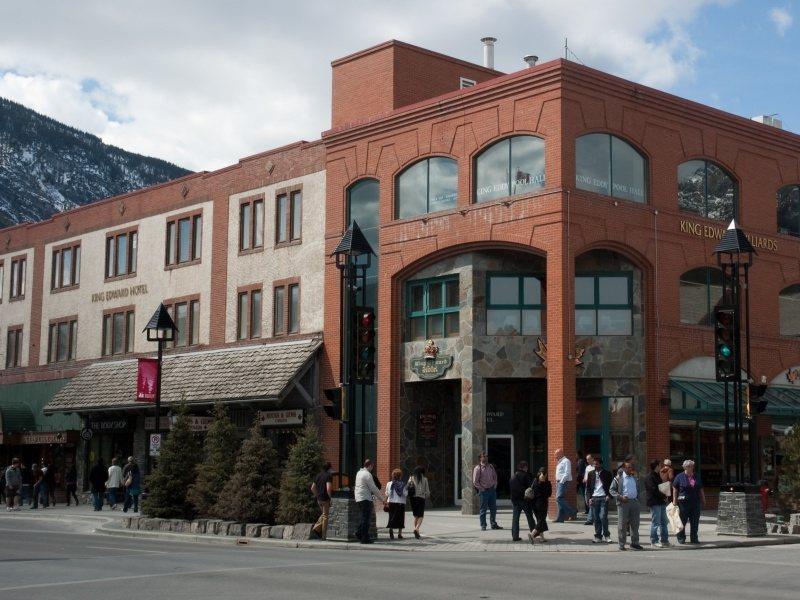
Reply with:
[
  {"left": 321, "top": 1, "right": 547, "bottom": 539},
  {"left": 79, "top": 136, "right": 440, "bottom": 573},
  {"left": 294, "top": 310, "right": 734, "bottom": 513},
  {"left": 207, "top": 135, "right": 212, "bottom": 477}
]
[{"left": 149, "top": 433, "right": 162, "bottom": 457}]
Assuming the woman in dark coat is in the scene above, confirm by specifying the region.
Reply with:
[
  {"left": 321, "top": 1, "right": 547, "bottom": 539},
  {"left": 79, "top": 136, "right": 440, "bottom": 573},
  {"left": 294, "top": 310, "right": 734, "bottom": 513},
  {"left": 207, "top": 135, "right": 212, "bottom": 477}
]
[
  {"left": 530, "top": 467, "right": 552, "bottom": 542},
  {"left": 89, "top": 459, "right": 107, "bottom": 511}
]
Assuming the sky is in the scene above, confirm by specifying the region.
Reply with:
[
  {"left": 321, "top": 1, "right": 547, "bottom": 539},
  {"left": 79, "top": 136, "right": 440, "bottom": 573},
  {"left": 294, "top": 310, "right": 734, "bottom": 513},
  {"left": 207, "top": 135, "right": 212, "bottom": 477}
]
[{"left": 0, "top": 1, "right": 798, "bottom": 172}]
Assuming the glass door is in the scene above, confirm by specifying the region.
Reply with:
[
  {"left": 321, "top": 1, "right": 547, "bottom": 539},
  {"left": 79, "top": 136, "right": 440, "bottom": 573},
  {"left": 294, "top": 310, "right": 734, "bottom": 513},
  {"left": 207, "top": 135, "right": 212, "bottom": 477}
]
[{"left": 487, "top": 434, "right": 514, "bottom": 504}]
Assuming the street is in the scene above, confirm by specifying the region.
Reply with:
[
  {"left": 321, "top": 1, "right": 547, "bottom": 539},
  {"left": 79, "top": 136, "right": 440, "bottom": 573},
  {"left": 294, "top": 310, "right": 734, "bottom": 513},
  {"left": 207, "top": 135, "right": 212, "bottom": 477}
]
[{"left": 0, "top": 516, "right": 797, "bottom": 599}]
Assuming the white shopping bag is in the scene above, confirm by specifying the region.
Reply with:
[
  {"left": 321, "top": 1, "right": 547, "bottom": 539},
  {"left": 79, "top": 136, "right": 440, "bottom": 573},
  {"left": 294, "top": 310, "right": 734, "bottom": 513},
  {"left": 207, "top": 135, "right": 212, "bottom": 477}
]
[{"left": 666, "top": 502, "right": 684, "bottom": 534}]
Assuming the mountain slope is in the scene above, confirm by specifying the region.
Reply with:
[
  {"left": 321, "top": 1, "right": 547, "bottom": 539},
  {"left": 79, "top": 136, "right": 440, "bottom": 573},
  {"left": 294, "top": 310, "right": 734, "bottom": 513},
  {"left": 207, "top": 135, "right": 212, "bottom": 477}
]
[{"left": 0, "top": 97, "right": 192, "bottom": 228}]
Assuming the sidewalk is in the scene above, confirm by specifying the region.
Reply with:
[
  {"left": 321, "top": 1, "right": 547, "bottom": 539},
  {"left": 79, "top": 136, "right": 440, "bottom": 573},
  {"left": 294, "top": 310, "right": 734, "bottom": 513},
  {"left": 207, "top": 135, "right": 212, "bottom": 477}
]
[{"left": 3, "top": 502, "right": 798, "bottom": 552}]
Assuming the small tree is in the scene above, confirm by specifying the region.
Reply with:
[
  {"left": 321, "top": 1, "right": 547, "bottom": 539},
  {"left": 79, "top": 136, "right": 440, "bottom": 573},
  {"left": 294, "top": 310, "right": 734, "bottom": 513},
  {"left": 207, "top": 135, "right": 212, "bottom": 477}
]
[
  {"left": 277, "top": 421, "right": 325, "bottom": 525},
  {"left": 142, "top": 403, "right": 200, "bottom": 519},
  {"left": 187, "top": 402, "right": 240, "bottom": 518},
  {"left": 778, "top": 422, "right": 800, "bottom": 515},
  {"left": 214, "top": 421, "right": 280, "bottom": 523}
]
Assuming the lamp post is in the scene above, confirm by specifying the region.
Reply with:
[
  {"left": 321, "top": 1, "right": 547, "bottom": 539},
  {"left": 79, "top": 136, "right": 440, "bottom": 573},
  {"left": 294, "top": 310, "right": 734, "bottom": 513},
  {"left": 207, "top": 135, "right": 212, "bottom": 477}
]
[
  {"left": 713, "top": 219, "right": 756, "bottom": 487},
  {"left": 143, "top": 304, "right": 177, "bottom": 445},
  {"left": 331, "top": 222, "right": 374, "bottom": 490}
]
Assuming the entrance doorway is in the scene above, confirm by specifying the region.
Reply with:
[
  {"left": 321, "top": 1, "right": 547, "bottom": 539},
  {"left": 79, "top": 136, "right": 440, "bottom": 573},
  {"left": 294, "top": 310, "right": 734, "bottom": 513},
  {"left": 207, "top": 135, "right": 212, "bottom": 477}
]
[
  {"left": 453, "top": 433, "right": 515, "bottom": 505},
  {"left": 576, "top": 396, "right": 635, "bottom": 469}
]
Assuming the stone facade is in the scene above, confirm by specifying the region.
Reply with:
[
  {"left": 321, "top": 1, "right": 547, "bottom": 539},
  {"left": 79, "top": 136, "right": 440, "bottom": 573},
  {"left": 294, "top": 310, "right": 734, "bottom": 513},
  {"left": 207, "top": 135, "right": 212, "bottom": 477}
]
[
  {"left": 327, "top": 496, "right": 377, "bottom": 541},
  {"left": 716, "top": 491, "right": 767, "bottom": 536}
]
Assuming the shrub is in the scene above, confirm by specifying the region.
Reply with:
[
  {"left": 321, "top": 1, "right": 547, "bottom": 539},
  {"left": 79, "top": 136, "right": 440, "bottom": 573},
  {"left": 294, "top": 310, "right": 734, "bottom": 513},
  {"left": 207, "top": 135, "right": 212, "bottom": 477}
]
[{"left": 277, "top": 421, "right": 325, "bottom": 524}]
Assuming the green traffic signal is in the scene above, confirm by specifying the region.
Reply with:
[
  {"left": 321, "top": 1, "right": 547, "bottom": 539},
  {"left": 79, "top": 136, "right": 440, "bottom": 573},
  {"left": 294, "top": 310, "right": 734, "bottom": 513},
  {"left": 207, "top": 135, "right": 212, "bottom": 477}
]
[{"left": 719, "top": 344, "right": 732, "bottom": 358}]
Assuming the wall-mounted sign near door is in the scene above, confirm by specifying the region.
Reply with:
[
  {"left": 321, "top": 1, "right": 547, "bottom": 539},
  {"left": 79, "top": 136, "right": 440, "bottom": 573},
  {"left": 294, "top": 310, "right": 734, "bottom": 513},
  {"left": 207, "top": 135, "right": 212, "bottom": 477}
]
[{"left": 411, "top": 339, "right": 454, "bottom": 380}]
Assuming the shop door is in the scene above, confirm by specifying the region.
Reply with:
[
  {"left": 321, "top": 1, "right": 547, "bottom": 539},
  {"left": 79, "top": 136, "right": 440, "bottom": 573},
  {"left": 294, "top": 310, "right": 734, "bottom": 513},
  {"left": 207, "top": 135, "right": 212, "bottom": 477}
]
[{"left": 487, "top": 434, "right": 514, "bottom": 503}]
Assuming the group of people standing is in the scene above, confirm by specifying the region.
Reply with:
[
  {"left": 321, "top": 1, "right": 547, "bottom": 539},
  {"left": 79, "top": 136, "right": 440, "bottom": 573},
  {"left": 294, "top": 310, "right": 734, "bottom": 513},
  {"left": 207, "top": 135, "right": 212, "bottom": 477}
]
[
  {"left": 2, "top": 457, "right": 79, "bottom": 510},
  {"left": 88, "top": 456, "right": 142, "bottom": 512}
]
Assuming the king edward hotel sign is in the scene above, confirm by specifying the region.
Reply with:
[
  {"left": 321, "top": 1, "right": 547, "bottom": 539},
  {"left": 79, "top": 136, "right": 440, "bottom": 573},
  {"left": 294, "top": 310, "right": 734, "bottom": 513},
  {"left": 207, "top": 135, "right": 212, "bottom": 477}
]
[{"left": 411, "top": 339, "right": 453, "bottom": 380}]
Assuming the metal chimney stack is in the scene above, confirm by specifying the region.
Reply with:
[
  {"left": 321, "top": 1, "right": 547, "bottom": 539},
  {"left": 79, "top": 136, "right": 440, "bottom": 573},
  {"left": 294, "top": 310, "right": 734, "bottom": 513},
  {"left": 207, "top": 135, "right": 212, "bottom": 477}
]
[
  {"left": 523, "top": 55, "right": 538, "bottom": 68},
  {"left": 481, "top": 37, "right": 497, "bottom": 69}
]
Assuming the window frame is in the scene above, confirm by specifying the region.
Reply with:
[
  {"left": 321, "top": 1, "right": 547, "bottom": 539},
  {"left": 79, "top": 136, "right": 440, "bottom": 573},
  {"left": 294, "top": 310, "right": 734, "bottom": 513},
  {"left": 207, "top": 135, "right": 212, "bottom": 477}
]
[
  {"left": 163, "top": 295, "right": 201, "bottom": 348},
  {"left": 575, "top": 133, "right": 649, "bottom": 203},
  {"left": 406, "top": 276, "right": 460, "bottom": 341},
  {"left": 5, "top": 325, "right": 23, "bottom": 368},
  {"left": 272, "top": 277, "right": 301, "bottom": 336},
  {"left": 275, "top": 186, "right": 303, "bottom": 247},
  {"left": 105, "top": 227, "right": 138, "bottom": 281},
  {"left": 574, "top": 272, "right": 633, "bottom": 336},
  {"left": 47, "top": 316, "right": 78, "bottom": 363},
  {"left": 9, "top": 255, "right": 27, "bottom": 300},
  {"left": 51, "top": 242, "right": 81, "bottom": 292},
  {"left": 395, "top": 156, "right": 459, "bottom": 219},
  {"left": 677, "top": 159, "right": 738, "bottom": 221},
  {"left": 473, "top": 135, "right": 546, "bottom": 203},
  {"left": 101, "top": 306, "right": 135, "bottom": 357},
  {"left": 777, "top": 184, "right": 800, "bottom": 238},
  {"left": 165, "top": 210, "right": 203, "bottom": 268},
  {"left": 239, "top": 195, "right": 265, "bottom": 254},
  {"left": 0, "top": 260, "right": 4, "bottom": 304},
  {"left": 236, "top": 285, "right": 263, "bottom": 340},
  {"left": 485, "top": 272, "right": 545, "bottom": 336}
]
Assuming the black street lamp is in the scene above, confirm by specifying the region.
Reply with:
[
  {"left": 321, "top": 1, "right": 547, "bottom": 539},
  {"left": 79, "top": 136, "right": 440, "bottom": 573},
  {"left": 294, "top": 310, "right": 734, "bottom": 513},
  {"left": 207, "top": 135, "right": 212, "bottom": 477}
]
[
  {"left": 332, "top": 221, "right": 374, "bottom": 491},
  {"left": 713, "top": 219, "right": 756, "bottom": 487},
  {"left": 143, "top": 304, "right": 177, "bottom": 440}
]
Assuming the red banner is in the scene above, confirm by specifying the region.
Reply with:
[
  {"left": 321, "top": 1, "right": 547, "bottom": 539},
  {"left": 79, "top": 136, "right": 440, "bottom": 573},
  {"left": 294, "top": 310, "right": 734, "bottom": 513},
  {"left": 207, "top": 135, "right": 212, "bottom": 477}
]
[{"left": 136, "top": 358, "right": 159, "bottom": 402}]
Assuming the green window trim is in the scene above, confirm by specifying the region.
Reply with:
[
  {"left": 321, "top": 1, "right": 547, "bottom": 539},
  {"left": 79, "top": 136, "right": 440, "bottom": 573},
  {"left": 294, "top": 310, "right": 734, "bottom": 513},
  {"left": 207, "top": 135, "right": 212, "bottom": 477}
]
[
  {"left": 406, "top": 276, "right": 459, "bottom": 341},
  {"left": 575, "top": 272, "right": 633, "bottom": 336},
  {"left": 486, "top": 273, "right": 545, "bottom": 336}
]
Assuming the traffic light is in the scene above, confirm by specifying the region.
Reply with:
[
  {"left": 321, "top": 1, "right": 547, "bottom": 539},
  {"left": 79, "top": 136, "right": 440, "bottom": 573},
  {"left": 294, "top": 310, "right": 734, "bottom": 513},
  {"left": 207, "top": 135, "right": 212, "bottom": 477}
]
[
  {"left": 323, "top": 387, "right": 343, "bottom": 421},
  {"left": 748, "top": 379, "right": 769, "bottom": 415},
  {"left": 714, "top": 306, "right": 736, "bottom": 382},
  {"left": 354, "top": 307, "right": 376, "bottom": 385}
]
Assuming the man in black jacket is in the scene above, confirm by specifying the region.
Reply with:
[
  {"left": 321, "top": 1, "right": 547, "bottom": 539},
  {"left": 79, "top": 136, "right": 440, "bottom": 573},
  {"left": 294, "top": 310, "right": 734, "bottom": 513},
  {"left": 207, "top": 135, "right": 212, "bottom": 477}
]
[
  {"left": 585, "top": 456, "right": 613, "bottom": 543},
  {"left": 644, "top": 459, "right": 670, "bottom": 547},
  {"left": 509, "top": 461, "right": 535, "bottom": 542},
  {"left": 89, "top": 459, "right": 107, "bottom": 511}
]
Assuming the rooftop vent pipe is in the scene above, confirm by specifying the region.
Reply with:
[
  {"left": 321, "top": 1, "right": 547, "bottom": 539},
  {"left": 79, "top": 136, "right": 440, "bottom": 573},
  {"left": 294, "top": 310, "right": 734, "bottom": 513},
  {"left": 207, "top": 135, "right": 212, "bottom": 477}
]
[
  {"left": 481, "top": 37, "right": 497, "bottom": 69},
  {"left": 524, "top": 55, "right": 538, "bottom": 68}
]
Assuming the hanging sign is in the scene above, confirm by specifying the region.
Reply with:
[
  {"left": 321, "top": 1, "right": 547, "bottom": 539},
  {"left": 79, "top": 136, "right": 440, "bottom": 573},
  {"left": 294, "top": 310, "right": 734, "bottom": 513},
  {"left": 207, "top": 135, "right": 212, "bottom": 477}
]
[
  {"left": 258, "top": 409, "right": 304, "bottom": 427},
  {"left": 19, "top": 431, "right": 66, "bottom": 445},
  {"left": 137, "top": 358, "right": 159, "bottom": 402},
  {"left": 410, "top": 340, "right": 453, "bottom": 380}
]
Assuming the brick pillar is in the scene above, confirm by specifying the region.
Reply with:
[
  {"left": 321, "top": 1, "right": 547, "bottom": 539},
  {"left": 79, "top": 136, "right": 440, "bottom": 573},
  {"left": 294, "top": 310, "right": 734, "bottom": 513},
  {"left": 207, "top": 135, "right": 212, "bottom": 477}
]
[{"left": 546, "top": 214, "right": 576, "bottom": 517}]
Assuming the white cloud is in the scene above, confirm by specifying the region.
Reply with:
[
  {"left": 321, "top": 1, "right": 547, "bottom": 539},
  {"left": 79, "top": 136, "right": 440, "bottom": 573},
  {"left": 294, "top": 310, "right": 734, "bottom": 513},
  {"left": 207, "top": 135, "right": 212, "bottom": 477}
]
[
  {"left": 0, "top": 1, "right": 727, "bottom": 171},
  {"left": 768, "top": 7, "right": 793, "bottom": 35}
]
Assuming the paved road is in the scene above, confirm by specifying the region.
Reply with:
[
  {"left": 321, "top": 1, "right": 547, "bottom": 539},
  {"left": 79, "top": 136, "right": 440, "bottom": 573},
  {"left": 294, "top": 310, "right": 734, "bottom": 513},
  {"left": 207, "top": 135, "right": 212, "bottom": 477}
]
[{"left": 0, "top": 516, "right": 797, "bottom": 599}]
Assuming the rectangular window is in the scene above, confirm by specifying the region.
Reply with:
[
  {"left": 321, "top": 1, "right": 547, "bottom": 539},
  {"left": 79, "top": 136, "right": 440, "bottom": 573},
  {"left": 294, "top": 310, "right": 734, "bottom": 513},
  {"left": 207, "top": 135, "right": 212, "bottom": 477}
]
[
  {"left": 6, "top": 327, "right": 22, "bottom": 368},
  {"left": 276, "top": 194, "right": 288, "bottom": 244},
  {"left": 407, "top": 277, "right": 459, "bottom": 341},
  {"left": 102, "top": 309, "right": 135, "bottom": 356},
  {"left": 575, "top": 273, "right": 632, "bottom": 336},
  {"left": 48, "top": 318, "right": 77, "bottom": 363},
  {"left": 486, "top": 274, "right": 544, "bottom": 335},
  {"left": 10, "top": 257, "right": 26, "bottom": 299},
  {"left": 276, "top": 189, "right": 302, "bottom": 246},
  {"left": 273, "top": 286, "right": 286, "bottom": 335},
  {"left": 288, "top": 283, "right": 300, "bottom": 333},
  {"left": 51, "top": 244, "right": 81, "bottom": 290},
  {"left": 105, "top": 230, "right": 137, "bottom": 279},
  {"left": 166, "top": 212, "right": 202, "bottom": 266},
  {"left": 290, "top": 191, "right": 302, "bottom": 241},
  {"left": 239, "top": 198, "right": 264, "bottom": 251},
  {"left": 164, "top": 298, "right": 200, "bottom": 347},
  {"left": 237, "top": 288, "right": 262, "bottom": 340},
  {"left": 459, "top": 77, "right": 476, "bottom": 89}
]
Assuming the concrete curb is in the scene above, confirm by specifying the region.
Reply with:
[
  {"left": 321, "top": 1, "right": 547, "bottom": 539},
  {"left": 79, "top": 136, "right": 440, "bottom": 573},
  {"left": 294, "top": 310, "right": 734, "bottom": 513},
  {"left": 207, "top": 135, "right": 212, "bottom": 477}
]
[{"left": 96, "top": 523, "right": 800, "bottom": 553}]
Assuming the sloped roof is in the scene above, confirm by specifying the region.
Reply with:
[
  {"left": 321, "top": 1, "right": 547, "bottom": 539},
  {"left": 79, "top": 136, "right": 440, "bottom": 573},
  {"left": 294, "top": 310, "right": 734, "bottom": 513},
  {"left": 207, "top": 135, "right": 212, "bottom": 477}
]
[{"left": 44, "top": 337, "right": 321, "bottom": 414}]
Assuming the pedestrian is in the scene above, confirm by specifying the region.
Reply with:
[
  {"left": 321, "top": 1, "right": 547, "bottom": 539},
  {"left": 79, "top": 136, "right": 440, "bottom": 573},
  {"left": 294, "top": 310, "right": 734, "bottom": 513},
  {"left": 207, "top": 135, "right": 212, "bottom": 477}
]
[
  {"left": 407, "top": 466, "right": 430, "bottom": 539},
  {"left": 473, "top": 451, "right": 502, "bottom": 531},
  {"left": 106, "top": 457, "right": 123, "bottom": 509},
  {"left": 662, "top": 459, "right": 674, "bottom": 482},
  {"left": 354, "top": 459, "right": 384, "bottom": 544},
  {"left": 585, "top": 456, "right": 612, "bottom": 544},
  {"left": 509, "top": 461, "right": 535, "bottom": 542},
  {"left": 0, "top": 468, "right": 5, "bottom": 505},
  {"left": 43, "top": 461, "right": 56, "bottom": 507},
  {"left": 310, "top": 461, "right": 333, "bottom": 539},
  {"left": 645, "top": 459, "right": 670, "bottom": 548},
  {"left": 65, "top": 464, "right": 79, "bottom": 506},
  {"left": 576, "top": 450, "right": 588, "bottom": 516},
  {"left": 582, "top": 453, "right": 595, "bottom": 525},
  {"left": 530, "top": 467, "right": 552, "bottom": 542},
  {"left": 554, "top": 448, "right": 577, "bottom": 522},
  {"left": 4, "top": 458, "right": 22, "bottom": 511},
  {"left": 30, "top": 463, "right": 42, "bottom": 509},
  {"left": 20, "top": 463, "right": 31, "bottom": 506},
  {"left": 672, "top": 459, "right": 705, "bottom": 544},
  {"left": 122, "top": 456, "right": 141, "bottom": 513},
  {"left": 89, "top": 458, "right": 106, "bottom": 511},
  {"left": 385, "top": 468, "right": 408, "bottom": 540},
  {"left": 610, "top": 461, "right": 644, "bottom": 550}
]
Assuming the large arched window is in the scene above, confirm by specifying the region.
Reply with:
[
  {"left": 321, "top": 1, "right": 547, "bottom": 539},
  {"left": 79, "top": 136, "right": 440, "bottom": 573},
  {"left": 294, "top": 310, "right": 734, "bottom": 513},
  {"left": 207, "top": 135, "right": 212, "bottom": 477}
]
[
  {"left": 474, "top": 135, "right": 545, "bottom": 203},
  {"left": 396, "top": 157, "right": 457, "bottom": 219},
  {"left": 575, "top": 133, "right": 647, "bottom": 203},
  {"left": 779, "top": 284, "right": 800, "bottom": 337},
  {"left": 679, "top": 267, "right": 723, "bottom": 326},
  {"left": 777, "top": 185, "right": 800, "bottom": 237},
  {"left": 678, "top": 160, "right": 737, "bottom": 221}
]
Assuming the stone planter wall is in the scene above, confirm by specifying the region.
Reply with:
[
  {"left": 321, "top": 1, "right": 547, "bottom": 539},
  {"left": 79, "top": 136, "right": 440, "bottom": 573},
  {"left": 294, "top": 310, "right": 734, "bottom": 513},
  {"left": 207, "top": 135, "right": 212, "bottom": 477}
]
[{"left": 123, "top": 516, "right": 315, "bottom": 540}]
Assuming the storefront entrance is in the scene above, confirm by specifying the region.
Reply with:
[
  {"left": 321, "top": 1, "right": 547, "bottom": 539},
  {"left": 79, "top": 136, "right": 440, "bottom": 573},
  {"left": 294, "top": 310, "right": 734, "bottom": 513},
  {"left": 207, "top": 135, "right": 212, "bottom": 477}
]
[{"left": 576, "top": 396, "right": 635, "bottom": 469}]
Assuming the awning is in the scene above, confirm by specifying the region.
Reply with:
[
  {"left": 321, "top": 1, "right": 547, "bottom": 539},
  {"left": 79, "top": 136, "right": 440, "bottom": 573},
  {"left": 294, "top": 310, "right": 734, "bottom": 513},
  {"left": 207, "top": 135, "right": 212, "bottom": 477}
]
[
  {"left": 44, "top": 337, "right": 322, "bottom": 414},
  {"left": 670, "top": 378, "right": 800, "bottom": 418},
  {"left": 0, "top": 400, "right": 36, "bottom": 433}
]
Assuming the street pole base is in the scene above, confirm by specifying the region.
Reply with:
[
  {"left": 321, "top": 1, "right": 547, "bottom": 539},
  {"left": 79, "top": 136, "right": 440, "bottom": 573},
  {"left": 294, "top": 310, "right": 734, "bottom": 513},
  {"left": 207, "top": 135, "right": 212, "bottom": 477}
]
[
  {"left": 327, "top": 495, "right": 377, "bottom": 542},
  {"left": 716, "top": 488, "right": 767, "bottom": 537}
]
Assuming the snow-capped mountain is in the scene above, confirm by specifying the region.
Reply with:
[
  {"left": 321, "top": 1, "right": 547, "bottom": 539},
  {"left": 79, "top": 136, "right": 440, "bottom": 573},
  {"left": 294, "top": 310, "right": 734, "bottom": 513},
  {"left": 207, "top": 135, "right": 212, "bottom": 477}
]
[{"left": 0, "top": 96, "right": 191, "bottom": 228}]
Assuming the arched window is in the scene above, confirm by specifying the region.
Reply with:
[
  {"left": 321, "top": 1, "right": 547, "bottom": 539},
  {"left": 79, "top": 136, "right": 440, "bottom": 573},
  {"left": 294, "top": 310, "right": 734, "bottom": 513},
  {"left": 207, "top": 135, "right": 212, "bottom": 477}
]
[
  {"left": 474, "top": 135, "right": 545, "bottom": 203},
  {"left": 575, "top": 133, "right": 647, "bottom": 203},
  {"left": 779, "top": 284, "right": 800, "bottom": 337},
  {"left": 777, "top": 185, "right": 800, "bottom": 237},
  {"left": 677, "top": 160, "right": 737, "bottom": 221},
  {"left": 396, "top": 157, "right": 457, "bottom": 219},
  {"left": 679, "top": 267, "right": 724, "bottom": 326}
]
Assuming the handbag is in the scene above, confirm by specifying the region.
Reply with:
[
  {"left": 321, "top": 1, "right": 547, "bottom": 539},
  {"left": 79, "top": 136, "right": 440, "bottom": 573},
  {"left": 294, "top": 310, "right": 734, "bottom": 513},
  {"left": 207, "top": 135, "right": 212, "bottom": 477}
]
[
  {"left": 524, "top": 486, "right": 535, "bottom": 501},
  {"left": 407, "top": 482, "right": 416, "bottom": 498},
  {"left": 382, "top": 501, "right": 389, "bottom": 513}
]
